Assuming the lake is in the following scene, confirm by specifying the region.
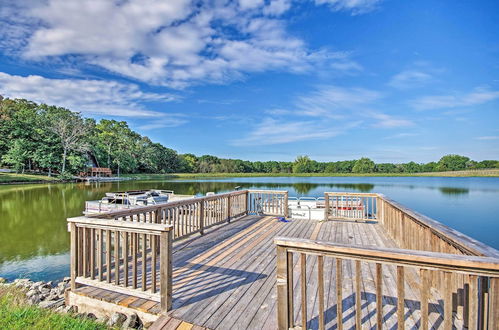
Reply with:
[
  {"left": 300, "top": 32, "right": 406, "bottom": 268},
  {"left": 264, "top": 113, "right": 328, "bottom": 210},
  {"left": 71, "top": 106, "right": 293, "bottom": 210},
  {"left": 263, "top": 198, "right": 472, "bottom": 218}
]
[{"left": 1, "top": 176, "right": 498, "bottom": 282}]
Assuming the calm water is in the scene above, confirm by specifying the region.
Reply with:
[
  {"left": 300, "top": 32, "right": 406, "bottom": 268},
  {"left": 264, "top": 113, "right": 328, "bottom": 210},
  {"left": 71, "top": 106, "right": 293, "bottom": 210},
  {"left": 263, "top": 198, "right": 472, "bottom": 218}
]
[{"left": 1, "top": 176, "right": 498, "bottom": 282}]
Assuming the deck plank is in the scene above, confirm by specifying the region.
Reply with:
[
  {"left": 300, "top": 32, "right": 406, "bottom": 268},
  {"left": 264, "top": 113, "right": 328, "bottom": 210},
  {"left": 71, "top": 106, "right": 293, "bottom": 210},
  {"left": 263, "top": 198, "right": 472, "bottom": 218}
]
[{"left": 71, "top": 214, "right": 460, "bottom": 329}]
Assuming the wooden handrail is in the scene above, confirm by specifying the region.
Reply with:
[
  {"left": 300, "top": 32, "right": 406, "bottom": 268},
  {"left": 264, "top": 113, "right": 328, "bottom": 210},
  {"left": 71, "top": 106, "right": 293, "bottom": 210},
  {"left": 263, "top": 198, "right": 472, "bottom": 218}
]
[
  {"left": 377, "top": 194, "right": 499, "bottom": 258},
  {"left": 275, "top": 237, "right": 499, "bottom": 276},
  {"left": 89, "top": 190, "right": 248, "bottom": 219},
  {"left": 275, "top": 237, "right": 499, "bottom": 330},
  {"left": 68, "top": 217, "right": 173, "bottom": 312}
]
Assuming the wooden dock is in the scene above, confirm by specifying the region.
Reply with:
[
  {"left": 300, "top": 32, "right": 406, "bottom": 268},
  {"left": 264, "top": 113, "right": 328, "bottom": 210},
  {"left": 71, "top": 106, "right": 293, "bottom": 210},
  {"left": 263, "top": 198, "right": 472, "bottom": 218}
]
[{"left": 66, "top": 190, "right": 499, "bottom": 329}]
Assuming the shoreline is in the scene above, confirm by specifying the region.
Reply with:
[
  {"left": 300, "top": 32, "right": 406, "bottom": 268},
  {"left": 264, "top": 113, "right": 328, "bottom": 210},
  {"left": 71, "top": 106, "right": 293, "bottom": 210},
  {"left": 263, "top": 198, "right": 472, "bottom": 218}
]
[{"left": 1, "top": 169, "right": 498, "bottom": 185}]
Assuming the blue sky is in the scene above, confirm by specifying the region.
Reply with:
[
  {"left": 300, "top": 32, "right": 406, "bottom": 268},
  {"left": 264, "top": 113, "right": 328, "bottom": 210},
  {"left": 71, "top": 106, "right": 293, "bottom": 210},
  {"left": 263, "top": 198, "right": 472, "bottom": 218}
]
[{"left": 0, "top": 0, "right": 498, "bottom": 162}]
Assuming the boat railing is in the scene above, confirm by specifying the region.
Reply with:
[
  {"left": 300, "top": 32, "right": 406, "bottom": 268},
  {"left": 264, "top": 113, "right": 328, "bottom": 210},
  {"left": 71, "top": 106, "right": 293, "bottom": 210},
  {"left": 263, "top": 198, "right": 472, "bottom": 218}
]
[{"left": 275, "top": 236, "right": 499, "bottom": 330}]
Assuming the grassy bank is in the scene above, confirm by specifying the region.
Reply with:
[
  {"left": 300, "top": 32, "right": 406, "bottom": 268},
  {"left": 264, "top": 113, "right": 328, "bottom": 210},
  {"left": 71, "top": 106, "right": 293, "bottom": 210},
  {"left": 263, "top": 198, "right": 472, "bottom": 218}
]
[
  {"left": 0, "top": 285, "right": 108, "bottom": 330},
  {"left": 128, "top": 168, "right": 499, "bottom": 180},
  {"left": 0, "top": 172, "right": 60, "bottom": 184}
]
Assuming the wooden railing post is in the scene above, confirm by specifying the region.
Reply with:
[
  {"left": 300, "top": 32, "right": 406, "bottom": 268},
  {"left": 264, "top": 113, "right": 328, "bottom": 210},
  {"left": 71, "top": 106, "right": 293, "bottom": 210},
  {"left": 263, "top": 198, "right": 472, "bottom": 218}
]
[
  {"left": 324, "top": 193, "right": 329, "bottom": 221},
  {"left": 227, "top": 196, "right": 231, "bottom": 223},
  {"left": 284, "top": 192, "right": 289, "bottom": 218},
  {"left": 70, "top": 222, "right": 78, "bottom": 291},
  {"left": 244, "top": 191, "right": 249, "bottom": 215},
  {"left": 160, "top": 229, "right": 173, "bottom": 313},
  {"left": 276, "top": 245, "right": 293, "bottom": 330},
  {"left": 199, "top": 201, "right": 205, "bottom": 235}
]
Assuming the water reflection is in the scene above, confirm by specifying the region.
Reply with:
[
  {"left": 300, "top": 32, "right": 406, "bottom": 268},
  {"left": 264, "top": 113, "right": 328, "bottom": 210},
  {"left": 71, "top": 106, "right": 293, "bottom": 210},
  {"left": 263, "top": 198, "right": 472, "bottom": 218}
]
[
  {"left": 438, "top": 187, "right": 469, "bottom": 196},
  {"left": 1, "top": 176, "right": 498, "bottom": 281}
]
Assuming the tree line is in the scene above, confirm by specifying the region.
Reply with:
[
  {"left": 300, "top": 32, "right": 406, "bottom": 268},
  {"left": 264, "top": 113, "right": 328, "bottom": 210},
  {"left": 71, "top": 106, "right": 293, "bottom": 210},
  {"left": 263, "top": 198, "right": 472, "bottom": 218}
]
[{"left": 1, "top": 97, "right": 498, "bottom": 176}]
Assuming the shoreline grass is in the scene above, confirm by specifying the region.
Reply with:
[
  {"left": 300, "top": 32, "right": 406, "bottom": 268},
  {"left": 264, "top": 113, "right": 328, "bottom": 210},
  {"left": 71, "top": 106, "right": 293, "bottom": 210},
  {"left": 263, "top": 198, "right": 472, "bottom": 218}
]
[
  {"left": 0, "top": 285, "right": 109, "bottom": 330},
  {"left": 0, "top": 172, "right": 60, "bottom": 184},
  {"left": 127, "top": 169, "right": 499, "bottom": 180}
]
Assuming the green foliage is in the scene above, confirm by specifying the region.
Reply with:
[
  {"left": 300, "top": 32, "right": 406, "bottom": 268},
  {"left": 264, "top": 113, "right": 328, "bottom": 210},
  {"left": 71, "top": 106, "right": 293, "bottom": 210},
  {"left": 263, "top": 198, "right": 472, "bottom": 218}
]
[
  {"left": 437, "top": 154, "right": 470, "bottom": 171},
  {"left": 352, "top": 157, "right": 375, "bottom": 173},
  {"left": 0, "top": 285, "right": 110, "bottom": 330},
  {"left": 1, "top": 97, "right": 498, "bottom": 177},
  {"left": 292, "top": 155, "right": 313, "bottom": 173}
]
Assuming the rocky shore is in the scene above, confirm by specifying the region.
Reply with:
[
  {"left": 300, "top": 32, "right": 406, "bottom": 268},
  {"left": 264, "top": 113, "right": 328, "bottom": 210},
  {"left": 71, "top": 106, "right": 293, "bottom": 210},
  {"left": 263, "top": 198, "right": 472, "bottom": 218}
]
[{"left": 0, "top": 277, "right": 146, "bottom": 329}]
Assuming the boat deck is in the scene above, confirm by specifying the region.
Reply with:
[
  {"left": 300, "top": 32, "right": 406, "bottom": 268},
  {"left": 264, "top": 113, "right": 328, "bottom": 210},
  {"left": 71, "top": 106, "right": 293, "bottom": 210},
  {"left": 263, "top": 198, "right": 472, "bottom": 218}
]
[{"left": 71, "top": 215, "right": 459, "bottom": 329}]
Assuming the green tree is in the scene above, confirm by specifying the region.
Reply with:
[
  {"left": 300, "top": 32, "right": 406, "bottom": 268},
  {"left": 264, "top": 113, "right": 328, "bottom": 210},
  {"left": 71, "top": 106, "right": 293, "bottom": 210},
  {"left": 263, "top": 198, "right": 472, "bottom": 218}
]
[
  {"left": 292, "top": 155, "right": 313, "bottom": 173},
  {"left": 352, "top": 157, "right": 375, "bottom": 173},
  {"left": 436, "top": 154, "right": 470, "bottom": 171}
]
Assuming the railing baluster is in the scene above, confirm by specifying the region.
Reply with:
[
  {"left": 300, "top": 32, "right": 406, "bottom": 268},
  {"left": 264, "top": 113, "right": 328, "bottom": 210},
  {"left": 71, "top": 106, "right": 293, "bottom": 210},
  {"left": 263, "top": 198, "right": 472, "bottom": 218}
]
[
  {"left": 300, "top": 253, "right": 307, "bottom": 330},
  {"left": 123, "top": 232, "right": 129, "bottom": 287},
  {"left": 142, "top": 233, "right": 147, "bottom": 291},
  {"left": 376, "top": 263, "right": 383, "bottom": 329},
  {"left": 397, "top": 266, "right": 405, "bottom": 330},
  {"left": 444, "top": 272, "right": 453, "bottom": 329},
  {"left": 114, "top": 230, "right": 119, "bottom": 285},
  {"left": 318, "top": 255, "right": 325, "bottom": 330},
  {"left": 132, "top": 233, "right": 137, "bottom": 289},
  {"left": 355, "top": 260, "right": 362, "bottom": 329},
  {"left": 151, "top": 235, "right": 157, "bottom": 293},
  {"left": 336, "top": 258, "right": 343, "bottom": 330},
  {"left": 420, "top": 268, "right": 430, "bottom": 330},
  {"left": 106, "top": 229, "right": 112, "bottom": 283}
]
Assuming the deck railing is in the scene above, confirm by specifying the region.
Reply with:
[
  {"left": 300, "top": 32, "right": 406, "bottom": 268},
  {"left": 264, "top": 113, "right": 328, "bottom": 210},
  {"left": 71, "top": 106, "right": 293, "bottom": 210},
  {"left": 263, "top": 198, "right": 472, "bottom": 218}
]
[
  {"left": 324, "top": 192, "right": 379, "bottom": 222},
  {"left": 248, "top": 190, "right": 289, "bottom": 217},
  {"left": 88, "top": 190, "right": 249, "bottom": 240},
  {"left": 67, "top": 217, "right": 173, "bottom": 312},
  {"left": 275, "top": 237, "right": 499, "bottom": 330}
]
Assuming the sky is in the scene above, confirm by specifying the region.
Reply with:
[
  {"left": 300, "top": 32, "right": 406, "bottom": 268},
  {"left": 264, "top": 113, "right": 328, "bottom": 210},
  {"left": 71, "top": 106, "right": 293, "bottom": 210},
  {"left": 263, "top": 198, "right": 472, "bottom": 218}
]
[{"left": 0, "top": 0, "right": 498, "bottom": 163}]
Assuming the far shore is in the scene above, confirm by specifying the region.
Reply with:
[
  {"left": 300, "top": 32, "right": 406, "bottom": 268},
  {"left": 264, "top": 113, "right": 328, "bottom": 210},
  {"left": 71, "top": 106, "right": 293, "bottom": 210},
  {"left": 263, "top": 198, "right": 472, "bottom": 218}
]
[{"left": 1, "top": 169, "right": 498, "bottom": 185}]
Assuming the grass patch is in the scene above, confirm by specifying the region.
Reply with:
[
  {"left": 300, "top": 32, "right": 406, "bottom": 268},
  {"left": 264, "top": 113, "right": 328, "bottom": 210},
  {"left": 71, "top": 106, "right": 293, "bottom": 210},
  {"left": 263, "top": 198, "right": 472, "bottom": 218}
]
[
  {"left": 0, "top": 285, "right": 109, "bottom": 330},
  {"left": 126, "top": 169, "right": 499, "bottom": 180},
  {"left": 0, "top": 172, "right": 58, "bottom": 183}
]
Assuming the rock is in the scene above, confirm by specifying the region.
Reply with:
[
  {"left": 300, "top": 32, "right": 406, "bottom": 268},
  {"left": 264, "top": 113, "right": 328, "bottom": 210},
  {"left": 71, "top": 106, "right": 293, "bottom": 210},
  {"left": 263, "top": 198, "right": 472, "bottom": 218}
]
[
  {"left": 64, "top": 305, "right": 78, "bottom": 314},
  {"left": 0, "top": 277, "right": 6, "bottom": 284},
  {"left": 55, "top": 306, "right": 65, "bottom": 313},
  {"left": 39, "top": 300, "right": 55, "bottom": 309},
  {"left": 78, "top": 312, "right": 97, "bottom": 320},
  {"left": 123, "top": 313, "right": 142, "bottom": 329},
  {"left": 63, "top": 277, "right": 71, "bottom": 283},
  {"left": 107, "top": 312, "right": 127, "bottom": 327},
  {"left": 26, "top": 289, "right": 38, "bottom": 298},
  {"left": 28, "top": 294, "right": 41, "bottom": 305}
]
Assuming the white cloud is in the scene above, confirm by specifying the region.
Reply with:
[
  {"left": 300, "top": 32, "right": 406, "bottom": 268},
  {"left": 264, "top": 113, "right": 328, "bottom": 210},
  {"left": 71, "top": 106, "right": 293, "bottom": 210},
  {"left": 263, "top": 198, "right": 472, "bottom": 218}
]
[
  {"left": 0, "top": 72, "right": 179, "bottom": 119},
  {"left": 235, "top": 84, "right": 413, "bottom": 145},
  {"left": 365, "top": 112, "right": 414, "bottom": 128},
  {"left": 231, "top": 117, "right": 359, "bottom": 146},
  {"left": 475, "top": 136, "right": 499, "bottom": 141},
  {"left": 411, "top": 87, "right": 499, "bottom": 110},
  {"left": 295, "top": 85, "right": 381, "bottom": 117},
  {"left": 315, "top": 0, "right": 381, "bottom": 14},
  {"left": 0, "top": 0, "right": 363, "bottom": 88},
  {"left": 388, "top": 70, "right": 433, "bottom": 89}
]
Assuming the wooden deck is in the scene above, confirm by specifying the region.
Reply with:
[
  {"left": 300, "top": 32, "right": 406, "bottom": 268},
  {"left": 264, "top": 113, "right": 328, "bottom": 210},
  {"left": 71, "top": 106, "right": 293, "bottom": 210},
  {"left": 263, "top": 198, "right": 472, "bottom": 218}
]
[{"left": 71, "top": 214, "right": 462, "bottom": 329}]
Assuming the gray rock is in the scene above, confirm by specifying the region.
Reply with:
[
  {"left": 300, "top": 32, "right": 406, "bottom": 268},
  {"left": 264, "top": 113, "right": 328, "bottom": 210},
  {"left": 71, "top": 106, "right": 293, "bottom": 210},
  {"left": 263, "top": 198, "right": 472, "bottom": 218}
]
[
  {"left": 107, "top": 312, "right": 127, "bottom": 327},
  {"left": 63, "top": 277, "right": 71, "bottom": 283},
  {"left": 78, "top": 312, "right": 97, "bottom": 320},
  {"left": 28, "top": 294, "right": 41, "bottom": 305},
  {"left": 26, "top": 289, "right": 38, "bottom": 298},
  {"left": 0, "top": 277, "right": 6, "bottom": 284},
  {"left": 123, "top": 313, "right": 142, "bottom": 329},
  {"left": 39, "top": 300, "right": 56, "bottom": 309},
  {"left": 64, "top": 305, "right": 78, "bottom": 314}
]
